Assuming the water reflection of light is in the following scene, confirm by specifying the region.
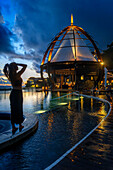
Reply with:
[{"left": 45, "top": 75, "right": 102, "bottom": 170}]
[
  {"left": 70, "top": 111, "right": 83, "bottom": 144},
  {"left": 57, "top": 91, "right": 60, "bottom": 97},
  {"left": 0, "top": 93, "right": 10, "bottom": 112},
  {"left": 23, "top": 91, "right": 47, "bottom": 112},
  {"left": 68, "top": 101, "right": 71, "bottom": 109},
  {"left": 45, "top": 91, "right": 48, "bottom": 96},
  {"left": 47, "top": 113, "right": 54, "bottom": 133},
  {"left": 92, "top": 106, "right": 110, "bottom": 158},
  {"left": 69, "top": 152, "right": 78, "bottom": 162},
  {"left": 91, "top": 101, "right": 111, "bottom": 158},
  {"left": 23, "top": 92, "right": 43, "bottom": 110},
  {"left": 45, "top": 92, "right": 51, "bottom": 108},
  {"left": 91, "top": 98, "right": 93, "bottom": 112},
  {"left": 97, "top": 104, "right": 107, "bottom": 129},
  {"left": 81, "top": 97, "right": 83, "bottom": 112}
]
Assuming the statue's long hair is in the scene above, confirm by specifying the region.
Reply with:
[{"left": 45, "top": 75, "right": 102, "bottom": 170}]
[{"left": 3, "top": 63, "right": 17, "bottom": 82}]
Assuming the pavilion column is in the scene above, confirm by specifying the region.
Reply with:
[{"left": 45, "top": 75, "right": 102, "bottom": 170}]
[
  {"left": 75, "top": 73, "right": 77, "bottom": 90},
  {"left": 60, "top": 75, "right": 64, "bottom": 89},
  {"left": 72, "top": 74, "right": 75, "bottom": 85},
  {"left": 47, "top": 63, "right": 55, "bottom": 90},
  {"left": 74, "top": 62, "right": 78, "bottom": 90},
  {"left": 40, "top": 67, "right": 46, "bottom": 91}
]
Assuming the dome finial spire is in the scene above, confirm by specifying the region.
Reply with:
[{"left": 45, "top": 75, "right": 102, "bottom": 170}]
[{"left": 71, "top": 14, "right": 73, "bottom": 26}]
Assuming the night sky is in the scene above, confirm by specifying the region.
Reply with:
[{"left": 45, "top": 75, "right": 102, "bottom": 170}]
[{"left": 0, "top": 0, "right": 113, "bottom": 81}]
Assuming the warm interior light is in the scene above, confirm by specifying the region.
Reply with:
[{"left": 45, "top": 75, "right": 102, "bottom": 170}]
[
  {"left": 100, "top": 62, "right": 104, "bottom": 65},
  {"left": 80, "top": 96, "right": 84, "bottom": 99},
  {"left": 67, "top": 78, "right": 69, "bottom": 82},
  {"left": 81, "top": 75, "right": 84, "bottom": 80},
  {"left": 91, "top": 76, "right": 93, "bottom": 80},
  {"left": 31, "top": 85, "right": 35, "bottom": 87}
]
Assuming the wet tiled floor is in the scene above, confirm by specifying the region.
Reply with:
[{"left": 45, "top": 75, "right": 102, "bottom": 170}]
[{"left": 54, "top": 95, "right": 113, "bottom": 170}]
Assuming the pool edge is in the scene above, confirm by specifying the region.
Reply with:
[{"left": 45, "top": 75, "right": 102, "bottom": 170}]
[
  {"left": 44, "top": 93, "right": 112, "bottom": 170},
  {"left": 0, "top": 114, "right": 38, "bottom": 152}
]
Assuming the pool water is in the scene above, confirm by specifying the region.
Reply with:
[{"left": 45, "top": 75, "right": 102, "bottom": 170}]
[
  {"left": 0, "top": 90, "right": 110, "bottom": 169},
  {"left": 0, "top": 120, "right": 11, "bottom": 133}
]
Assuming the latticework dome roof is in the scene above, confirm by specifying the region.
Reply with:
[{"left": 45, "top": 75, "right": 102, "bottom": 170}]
[{"left": 41, "top": 16, "right": 101, "bottom": 66}]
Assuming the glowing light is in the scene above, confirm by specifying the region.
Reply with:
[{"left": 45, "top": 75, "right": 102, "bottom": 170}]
[
  {"left": 81, "top": 97, "right": 84, "bottom": 112},
  {"left": 91, "top": 76, "right": 93, "bottom": 80},
  {"left": 81, "top": 75, "right": 84, "bottom": 80},
  {"left": 72, "top": 98, "right": 80, "bottom": 100},
  {"left": 80, "top": 96, "right": 84, "bottom": 99},
  {"left": 100, "top": 62, "right": 104, "bottom": 65},
  {"left": 0, "top": 84, "right": 11, "bottom": 86},
  {"left": 47, "top": 113, "right": 54, "bottom": 133},
  {"left": 71, "top": 14, "right": 73, "bottom": 26},
  {"left": 58, "top": 102, "right": 68, "bottom": 105},
  {"left": 34, "top": 110, "right": 48, "bottom": 114},
  {"left": 67, "top": 78, "right": 69, "bottom": 82},
  {"left": 91, "top": 98, "right": 93, "bottom": 112},
  {"left": 67, "top": 97, "right": 79, "bottom": 100},
  {"left": 31, "top": 85, "right": 35, "bottom": 87},
  {"left": 57, "top": 91, "right": 60, "bottom": 97},
  {"left": 42, "top": 86, "right": 44, "bottom": 90}
]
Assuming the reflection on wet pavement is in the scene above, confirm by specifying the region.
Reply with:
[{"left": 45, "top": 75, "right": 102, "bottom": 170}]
[
  {"left": 0, "top": 92, "right": 111, "bottom": 169},
  {"left": 54, "top": 95, "right": 113, "bottom": 170}
]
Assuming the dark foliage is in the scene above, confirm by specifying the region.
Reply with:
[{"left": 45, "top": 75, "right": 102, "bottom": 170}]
[{"left": 102, "top": 42, "right": 113, "bottom": 69}]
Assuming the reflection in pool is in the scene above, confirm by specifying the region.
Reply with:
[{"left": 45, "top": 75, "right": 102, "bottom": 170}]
[{"left": 0, "top": 90, "right": 110, "bottom": 170}]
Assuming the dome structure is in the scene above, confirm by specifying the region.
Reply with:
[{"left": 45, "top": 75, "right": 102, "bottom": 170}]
[{"left": 40, "top": 15, "right": 104, "bottom": 90}]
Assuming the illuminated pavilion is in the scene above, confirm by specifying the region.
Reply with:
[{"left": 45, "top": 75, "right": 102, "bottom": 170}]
[{"left": 40, "top": 15, "right": 104, "bottom": 90}]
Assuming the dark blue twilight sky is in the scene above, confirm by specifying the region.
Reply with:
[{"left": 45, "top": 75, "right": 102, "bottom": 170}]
[{"left": 0, "top": 0, "right": 113, "bottom": 79}]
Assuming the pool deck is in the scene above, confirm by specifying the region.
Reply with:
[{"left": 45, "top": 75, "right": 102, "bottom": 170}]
[
  {"left": 52, "top": 95, "right": 113, "bottom": 170},
  {"left": 0, "top": 93, "right": 113, "bottom": 169},
  {"left": 0, "top": 113, "right": 38, "bottom": 152}
]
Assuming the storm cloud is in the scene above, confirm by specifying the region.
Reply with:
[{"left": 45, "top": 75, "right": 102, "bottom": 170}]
[
  {"left": 13, "top": 0, "right": 113, "bottom": 51},
  {"left": 0, "top": 24, "right": 16, "bottom": 54},
  {"left": 0, "top": 8, "right": 18, "bottom": 55},
  {"left": 0, "top": 9, "right": 4, "bottom": 23},
  {"left": 0, "top": 0, "right": 113, "bottom": 72}
]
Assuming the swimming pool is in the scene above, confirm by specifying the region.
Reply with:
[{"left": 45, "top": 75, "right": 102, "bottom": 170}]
[{"left": 0, "top": 90, "right": 111, "bottom": 169}]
